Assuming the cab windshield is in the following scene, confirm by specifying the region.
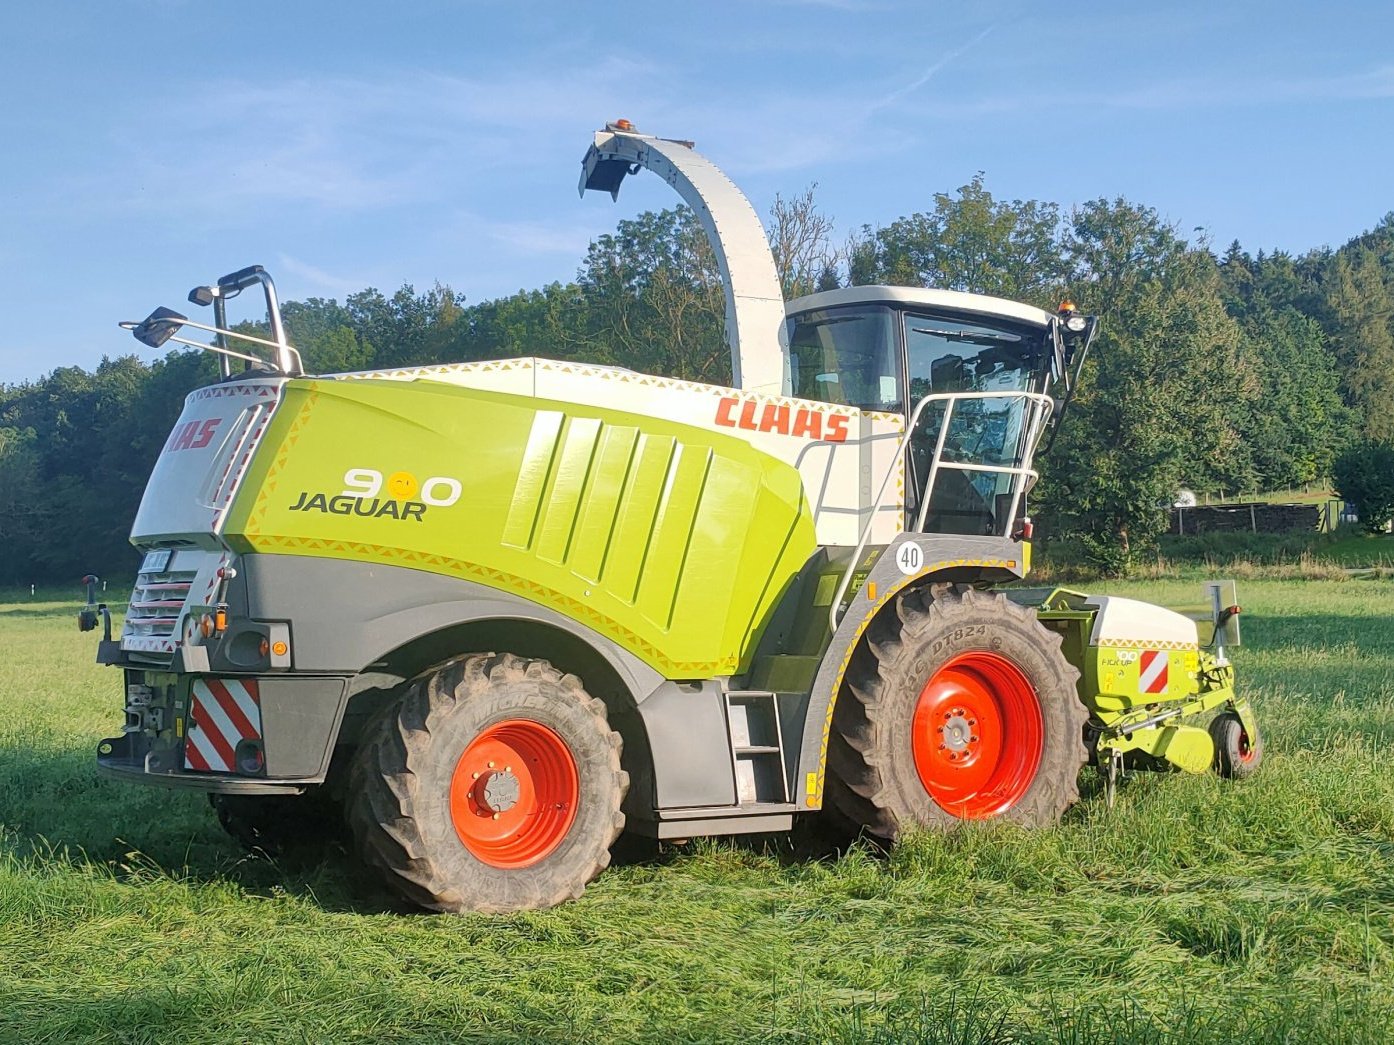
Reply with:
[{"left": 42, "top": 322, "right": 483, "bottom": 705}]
[{"left": 903, "top": 314, "right": 1047, "bottom": 535}]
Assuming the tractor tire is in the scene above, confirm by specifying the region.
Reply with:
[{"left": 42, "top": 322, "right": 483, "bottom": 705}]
[
  {"left": 345, "top": 653, "right": 627, "bottom": 913},
  {"left": 1209, "top": 711, "right": 1262, "bottom": 778},
  {"left": 823, "top": 583, "right": 1089, "bottom": 842},
  {"left": 209, "top": 790, "right": 341, "bottom": 855}
]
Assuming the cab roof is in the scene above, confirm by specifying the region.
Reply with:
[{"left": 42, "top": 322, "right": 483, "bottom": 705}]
[{"left": 786, "top": 285, "right": 1056, "bottom": 330}]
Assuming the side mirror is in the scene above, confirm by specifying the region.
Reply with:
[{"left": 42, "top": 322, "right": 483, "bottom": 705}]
[{"left": 130, "top": 306, "right": 188, "bottom": 349}]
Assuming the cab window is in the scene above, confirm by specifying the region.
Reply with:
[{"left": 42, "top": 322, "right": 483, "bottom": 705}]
[{"left": 787, "top": 307, "right": 899, "bottom": 412}]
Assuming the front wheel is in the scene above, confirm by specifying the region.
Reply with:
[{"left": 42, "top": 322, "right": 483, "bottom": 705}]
[
  {"left": 346, "top": 653, "right": 627, "bottom": 913},
  {"left": 824, "top": 583, "right": 1089, "bottom": 842},
  {"left": 1209, "top": 711, "right": 1262, "bottom": 778}
]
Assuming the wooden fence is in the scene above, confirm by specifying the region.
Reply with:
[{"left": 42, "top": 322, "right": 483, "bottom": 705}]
[{"left": 1170, "top": 501, "right": 1331, "bottom": 535}]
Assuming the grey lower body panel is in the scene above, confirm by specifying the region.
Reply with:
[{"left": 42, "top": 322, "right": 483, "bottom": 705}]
[
  {"left": 232, "top": 554, "right": 664, "bottom": 698},
  {"left": 637, "top": 681, "right": 738, "bottom": 809},
  {"left": 643, "top": 802, "right": 799, "bottom": 839},
  {"left": 97, "top": 554, "right": 668, "bottom": 797}
]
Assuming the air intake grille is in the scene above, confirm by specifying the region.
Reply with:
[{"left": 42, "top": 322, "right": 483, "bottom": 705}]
[{"left": 122, "top": 567, "right": 198, "bottom": 658}]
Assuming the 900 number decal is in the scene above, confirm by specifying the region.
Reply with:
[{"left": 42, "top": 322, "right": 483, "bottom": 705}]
[
  {"left": 342, "top": 468, "right": 462, "bottom": 507},
  {"left": 287, "top": 466, "right": 463, "bottom": 521}
]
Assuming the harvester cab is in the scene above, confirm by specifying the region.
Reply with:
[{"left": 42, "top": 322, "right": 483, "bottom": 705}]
[{"left": 90, "top": 120, "right": 1261, "bottom": 915}]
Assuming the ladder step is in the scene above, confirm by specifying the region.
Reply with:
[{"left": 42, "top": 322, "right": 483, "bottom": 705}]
[{"left": 725, "top": 689, "right": 790, "bottom": 804}]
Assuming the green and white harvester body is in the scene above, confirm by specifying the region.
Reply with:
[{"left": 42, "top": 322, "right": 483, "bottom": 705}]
[{"left": 90, "top": 123, "right": 1261, "bottom": 912}]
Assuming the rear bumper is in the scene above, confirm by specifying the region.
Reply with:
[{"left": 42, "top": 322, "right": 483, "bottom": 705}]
[
  {"left": 96, "top": 669, "right": 350, "bottom": 793},
  {"left": 96, "top": 731, "right": 308, "bottom": 794}
]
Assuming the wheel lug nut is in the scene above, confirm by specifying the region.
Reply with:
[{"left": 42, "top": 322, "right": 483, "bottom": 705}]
[
  {"left": 472, "top": 771, "right": 480, "bottom": 779},
  {"left": 487, "top": 761, "right": 496, "bottom": 768},
  {"left": 492, "top": 813, "right": 500, "bottom": 820},
  {"left": 971, "top": 735, "right": 978, "bottom": 743}
]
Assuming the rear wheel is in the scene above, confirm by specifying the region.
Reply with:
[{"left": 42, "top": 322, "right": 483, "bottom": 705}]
[
  {"left": 1209, "top": 711, "right": 1262, "bottom": 778},
  {"left": 346, "top": 653, "right": 627, "bottom": 913},
  {"left": 824, "top": 584, "right": 1088, "bottom": 842}
]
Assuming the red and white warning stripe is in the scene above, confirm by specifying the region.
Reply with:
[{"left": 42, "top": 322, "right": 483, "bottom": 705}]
[
  {"left": 1138, "top": 650, "right": 1168, "bottom": 695},
  {"left": 184, "top": 678, "right": 262, "bottom": 773}
]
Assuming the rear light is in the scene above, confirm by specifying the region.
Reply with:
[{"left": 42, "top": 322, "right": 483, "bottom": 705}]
[
  {"left": 198, "top": 614, "right": 215, "bottom": 639},
  {"left": 234, "top": 739, "right": 265, "bottom": 775}
]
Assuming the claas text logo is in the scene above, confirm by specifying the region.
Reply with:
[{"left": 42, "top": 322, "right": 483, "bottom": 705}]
[
  {"left": 714, "top": 397, "right": 850, "bottom": 442},
  {"left": 165, "top": 418, "right": 221, "bottom": 453}
]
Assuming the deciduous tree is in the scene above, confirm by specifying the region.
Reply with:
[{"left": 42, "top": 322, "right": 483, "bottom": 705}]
[{"left": 1039, "top": 200, "right": 1258, "bottom": 572}]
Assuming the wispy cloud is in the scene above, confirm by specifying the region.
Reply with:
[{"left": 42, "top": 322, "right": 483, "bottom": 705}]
[
  {"left": 57, "top": 36, "right": 994, "bottom": 224},
  {"left": 476, "top": 218, "right": 598, "bottom": 257},
  {"left": 903, "top": 63, "right": 1394, "bottom": 117},
  {"left": 869, "top": 24, "right": 995, "bottom": 111},
  {"left": 652, "top": 24, "right": 996, "bottom": 176},
  {"left": 1266, "top": 64, "right": 1394, "bottom": 102},
  {"left": 275, "top": 254, "right": 376, "bottom": 296},
  {"left": 56, "top": 57, "right": 660, "bottom": 224}
]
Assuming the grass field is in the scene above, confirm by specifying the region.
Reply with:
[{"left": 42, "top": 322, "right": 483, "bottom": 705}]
[
  {"left": 1034, "top": 529, "right": 1394, "bottom": 582},
  {"left": 3, "top": 579, "right": 1394, "bottom": 1043}
]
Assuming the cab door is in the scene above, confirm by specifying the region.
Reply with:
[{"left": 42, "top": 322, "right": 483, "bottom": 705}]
[{"left": 900, "top": 313, "right": 1046, "bottom": 537}]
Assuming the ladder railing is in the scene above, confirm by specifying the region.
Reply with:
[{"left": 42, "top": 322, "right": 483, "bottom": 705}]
[{"left": 828, "top": 390, "right": 1054, "bottom": 633}]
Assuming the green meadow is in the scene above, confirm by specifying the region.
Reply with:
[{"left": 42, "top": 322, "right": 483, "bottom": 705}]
[{"left": 2, "top": 577, "right": 1393, "bottom": 1043}]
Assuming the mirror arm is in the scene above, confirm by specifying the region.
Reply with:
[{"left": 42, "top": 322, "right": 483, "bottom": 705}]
[
  {"left": 1040, "top": 319, "right": 1099, "bottom": 456},
  {"left": 212, "top": 294, "right": 232, "bottom": 379}
]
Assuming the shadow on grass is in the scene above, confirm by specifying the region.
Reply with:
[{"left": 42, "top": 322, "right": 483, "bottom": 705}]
[
  {"left": 0, "top": 741, "right": 409, "bottom": 915},
  {"left": 1246, "top": 611, "right": 1394, "bottom": 656},
  {"left": 0, "top": 739, "right": 703, "bottom": 916},
  {"left": 0, "top": 605, "right": 88, "bottom": 621}
]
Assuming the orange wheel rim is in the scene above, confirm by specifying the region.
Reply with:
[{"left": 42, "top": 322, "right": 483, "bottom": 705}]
[
  {"left": 911, "top": 651, "right": 1044, "bottom": 819},
  {"left": 449, "top": 720, "right": 579, "bottom": 869},
  {"left": 1237, "top": 727, "right": 1256, "bottom": 762}
]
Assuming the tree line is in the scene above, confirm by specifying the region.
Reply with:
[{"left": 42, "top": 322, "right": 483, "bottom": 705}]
[{"left": 3, "top": 180, "right": 1392, "bottom": 583}]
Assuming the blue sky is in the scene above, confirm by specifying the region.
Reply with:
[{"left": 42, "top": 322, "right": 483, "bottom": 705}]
[{"left": 2, "top": 0, "right": 1390, "bottom": 384}]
